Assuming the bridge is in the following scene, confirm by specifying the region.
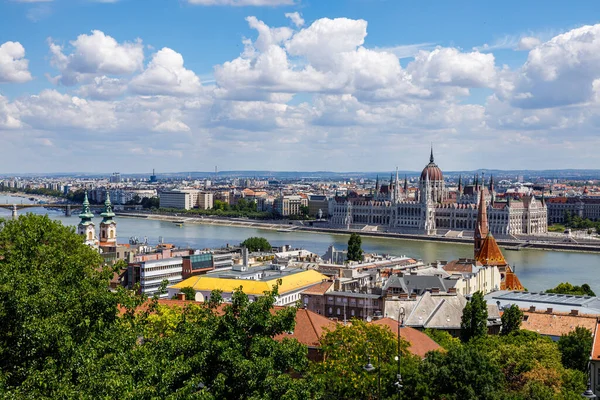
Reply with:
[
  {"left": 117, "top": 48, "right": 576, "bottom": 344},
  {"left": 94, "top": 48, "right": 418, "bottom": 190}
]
[{"left": 0, "top": 203, "right": 140, "bottom": 219}]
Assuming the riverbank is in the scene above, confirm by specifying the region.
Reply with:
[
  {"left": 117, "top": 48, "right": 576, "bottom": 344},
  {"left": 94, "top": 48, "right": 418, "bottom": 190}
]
[{"left": 116, "top": 211, "right": 600, "bottom": 254}]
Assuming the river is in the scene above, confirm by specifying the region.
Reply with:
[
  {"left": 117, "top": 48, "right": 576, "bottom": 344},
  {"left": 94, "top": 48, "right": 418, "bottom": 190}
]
[{"left": 1, "top": 194, "right": 599, "bottom": 293}]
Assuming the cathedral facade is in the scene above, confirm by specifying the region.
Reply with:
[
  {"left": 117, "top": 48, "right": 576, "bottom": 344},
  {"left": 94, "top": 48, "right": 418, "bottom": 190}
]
[{"left": 329, "top": 150, "right": 548, "bottom": 237}]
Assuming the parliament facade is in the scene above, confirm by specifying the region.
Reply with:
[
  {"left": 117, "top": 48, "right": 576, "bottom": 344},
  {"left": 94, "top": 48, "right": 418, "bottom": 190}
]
[{"left": 329, "top": 150, "right": 548, "bottom": 237}]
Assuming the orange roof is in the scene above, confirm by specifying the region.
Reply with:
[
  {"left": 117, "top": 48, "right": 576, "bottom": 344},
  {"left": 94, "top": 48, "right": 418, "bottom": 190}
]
[
  {"left": 521, "top": 311, "right": 599, "bottom": 337},
  {"left": 503, "top": 268, "right": 524, "bottom": 291},
  {"left": 475, "top": 233, "right": 507, "bottom": 266},
  {"left": 274, "top": 308, "right": 338, "bottom": 347},
  {"left": 302, "top": 280, "right": 333, "bottom": 295},
  {"left": 371, "top": 318, "right": 442, "bottom": 358},
  {"left": 593, "top": 321, "right": 600, "bottom": 361}
]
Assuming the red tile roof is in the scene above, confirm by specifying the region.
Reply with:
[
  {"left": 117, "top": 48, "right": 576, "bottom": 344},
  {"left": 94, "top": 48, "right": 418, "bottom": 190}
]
[
  {"left": 274, "top": 308, "right": 338, "bottom": 347},
  {"left": 592, "top": 321, "right": 600, "bottom": 361},
  {"left": 302, "top": 280, "right": 333, "bottom": 295},
  {"left": 521, "top": 311, "right": 599, "bottom": 338},
  {"left": 371, "top": 317, "right": 442, "bottom": 358}
]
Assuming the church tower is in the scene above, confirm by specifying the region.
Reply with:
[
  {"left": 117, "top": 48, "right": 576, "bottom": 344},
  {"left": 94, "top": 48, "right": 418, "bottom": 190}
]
[
  {"left": 99, "top": 192, "right": 117, "bottom": 244},
  {"left": 474, "top": 186, "right": 488, "bottom": 258},
  {"left": 77, "top": 192, "right": 97, "bottom": 247}
]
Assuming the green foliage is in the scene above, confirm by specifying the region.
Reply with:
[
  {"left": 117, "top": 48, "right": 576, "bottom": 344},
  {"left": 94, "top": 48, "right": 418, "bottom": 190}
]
[
  {"left": 346, "top": 233, "right": 363, "bottom": 262},
  {"left": 0, "top": 214, "right": 118, "bottom": 394},
  {"left": 299, "top": 205, "right": 310, "bottom": 216},
  {"left": 501, "top": 304, "right": 523, "bottom": 336},
  {"left": 140, "top": 196, "right": 160, "bottom": 209},
  {"left": 424, "top": 328, "right": 462, "bottom": 351},
  {"left": 311, "top": 319, "right": 417, "bottom": 400},
  {"left": 414, "top": 344, "right": 504, "bottom": 400},
  {"left": 173, "top": 286, "right": 197, "bottom": 301},
  {"left": 557, "top": 326, "right": 593, "bottom": 372},
  {"left": 460, "top": 291, "right": 488, "bottom": 342},
  {"left": 241, "top": 237, "right": 272, "bottom": 252},
  {"left": 546, "top": 282, "right": 596, "bottom": 296}
]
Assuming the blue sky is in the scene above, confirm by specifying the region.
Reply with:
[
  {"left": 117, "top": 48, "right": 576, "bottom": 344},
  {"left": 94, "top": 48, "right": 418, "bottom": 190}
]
[{"left": 2, "top": 0, "right": 600, "bottom": 173}]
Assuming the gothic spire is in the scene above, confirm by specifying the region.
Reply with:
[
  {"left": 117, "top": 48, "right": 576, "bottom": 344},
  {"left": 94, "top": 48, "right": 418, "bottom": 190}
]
[
  {"left": 474, "top": 185, "right": 489, "bottom": 258},
  {"left": 458, "top": 175, "right": 462, "bottom": 194},
  {"left": 489, "top": 174, "right": 494, "bottom": 192},
  {"left": 375, "top": 175, "right": 380, "bottom": 193},
  {"left": 404, "top": 175, "right": 408, "bottom": 193},
  {"left": 429, "top": 146, "right": 434, "bottom": 163}
]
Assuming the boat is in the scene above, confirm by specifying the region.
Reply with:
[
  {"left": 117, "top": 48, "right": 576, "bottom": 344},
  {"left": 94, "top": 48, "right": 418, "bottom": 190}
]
[{"left": 503, "top": 246, "right": 522, "bottom": 251}]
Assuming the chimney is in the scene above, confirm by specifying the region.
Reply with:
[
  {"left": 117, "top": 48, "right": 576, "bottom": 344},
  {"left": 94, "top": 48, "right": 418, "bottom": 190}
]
[
  {"left": 431, "top": 287, "right": 440, "bottom": 294},
  {"left": 546, "top": 307, "right": 553, "bottom": 313},
  {"left": 448, "top": 288, "right": 457, "bottom": 294},
  {"left": 399, "top": 293, "right": 409, "bottom": 299},
  {"left": 334, "top": 278, "right": 341, "bottom": 291},
  {"left": 529, "top": 306, "right": 536, "bottom": 312},
  {"left": 177, "top": 293, "right": 186, "bottom": 301},
  {"left": 410, "top": 293, "right": 417, "bottom": 299},
  {"left": 570, "top": 309, "right": 579, "bottom": 316}
]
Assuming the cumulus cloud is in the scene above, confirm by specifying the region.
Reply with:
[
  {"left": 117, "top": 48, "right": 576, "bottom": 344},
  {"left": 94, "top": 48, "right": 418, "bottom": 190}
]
[
  {"left": 48, "top": 30, "right": 144, "bottom": 85},
  {"left": 0, "top": 42, "right": 32, "bottom": 83},
  {"left": 517, "top": 36, "right": 541, "bottom": 51},
  {"left": 130, "top": 47, "right": 202, "bottom": 96},
  {"left": 285, "top": 12, "right": 304, "bottom": 27},
  {"left": 8, "top": 18, "right": 600, "bottom": 171},
  {"left": 408, "top": 47, "right": 497, "bottom": 89},
  {"left": 509, "top": 24, "right": 600, "bottom": 108}
]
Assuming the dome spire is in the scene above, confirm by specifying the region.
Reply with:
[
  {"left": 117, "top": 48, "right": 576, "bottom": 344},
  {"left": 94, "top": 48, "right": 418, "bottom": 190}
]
[{"left": 429, "top": 145, "right": 434, "bottom": 163}]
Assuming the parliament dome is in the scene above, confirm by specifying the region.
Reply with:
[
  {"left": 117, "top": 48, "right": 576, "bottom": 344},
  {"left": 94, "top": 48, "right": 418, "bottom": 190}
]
[{"left": 420, "top": 149, "right": 443, "bottom": 182}]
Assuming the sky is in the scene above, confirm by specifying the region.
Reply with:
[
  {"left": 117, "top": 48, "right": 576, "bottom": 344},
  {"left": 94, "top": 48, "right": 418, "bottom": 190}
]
[{"left": 2, "top": 0, "right": 600, "bottom": 173}]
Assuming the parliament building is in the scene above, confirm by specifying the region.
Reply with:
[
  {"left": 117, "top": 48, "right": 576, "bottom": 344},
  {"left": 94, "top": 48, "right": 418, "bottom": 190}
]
[{"left": 329, "top": 150, "right": 548, "bottom": 237}]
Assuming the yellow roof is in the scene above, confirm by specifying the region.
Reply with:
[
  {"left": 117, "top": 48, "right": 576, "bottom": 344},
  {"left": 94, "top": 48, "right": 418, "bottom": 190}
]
[{"left": 171, "top": 269, "right": 328, "bottom": 296}]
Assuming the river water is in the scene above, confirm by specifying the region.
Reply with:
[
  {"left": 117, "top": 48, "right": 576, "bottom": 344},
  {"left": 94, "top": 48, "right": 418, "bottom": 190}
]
[{"left": 1, "top": 194, "right": 599, "bottom": 293}]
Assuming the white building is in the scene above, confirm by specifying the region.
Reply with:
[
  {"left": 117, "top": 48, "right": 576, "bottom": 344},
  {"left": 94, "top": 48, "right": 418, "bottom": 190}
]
[
  {"left": 197, "top": 192, "right": 214, "bottom": 210},
  {"left": 139, "top": 257, "right": 184, "bottom": 298}
]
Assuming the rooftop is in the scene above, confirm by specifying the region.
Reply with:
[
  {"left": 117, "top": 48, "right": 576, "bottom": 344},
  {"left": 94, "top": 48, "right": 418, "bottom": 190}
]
[
  {"left": 371, "top": 317, "right": 442, "bottom": 358},
  {"left": 520, "top": 311, "right": 599, "bottom": 338},
  {"left": 170, "top": 269, "right": 329, "bottom": 296},
  {"left": 486, "top": 290, "right": 600, "bottom": 315}
]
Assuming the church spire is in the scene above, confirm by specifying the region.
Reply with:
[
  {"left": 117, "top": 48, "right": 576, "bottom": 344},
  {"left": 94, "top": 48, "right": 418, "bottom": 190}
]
[
  {"left": 474, "top": 185, "right": 489, "bottom": 258},
  {"left": 404, "top": 175, "right": 408, "bottom": 193},
  {"left": 78, "top": 191, "right": 94, "bottom": 224},
  {"left": 375, "top": 175, "right": 380, "bottom": 194},
  {"left": 489, "top": 174, "right": 494, "bottom": 192},
  {"left": 101, "top": 192, "right": 115, "bottom": 223},
  {"left": 458, "top": 175, "right": 463, "bottom": 194}
]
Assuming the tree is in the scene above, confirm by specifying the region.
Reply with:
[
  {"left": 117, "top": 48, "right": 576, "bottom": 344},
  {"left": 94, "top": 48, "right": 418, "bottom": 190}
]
[
  {"left": 347, "top": 232, "right": 363, "bottom": 262},
  {"left": 141, "top": 196, "right": 160, "bottom": 209},
  {"left": 0, "top": 214, "right": 120, "bottom": 394},
  {"left": 460, "top": 291, "right": 488, "bottom": 342},
  {"left": 415, "top": 344, "right": 504, "bottom": 400},
  {"left": 500, "top": 304, "right": 523, "bottom": 336},
  {"left": 557, "top": 326, "right": 593, "bottom": 372},
  {"left": 241, "top": 236, "right": 271, "bottom": 252},
  {"left": 299, "top": 205, "right": 310, "bottom": 217},
  {"left": 175, "top": 286, "right": 196, "bottom": 301},
  {"left": 546, "top": 282, "right": 596, "bottom": 296},
  {"left": 311, "top": 319, "right": 417, "bottom": 400}
]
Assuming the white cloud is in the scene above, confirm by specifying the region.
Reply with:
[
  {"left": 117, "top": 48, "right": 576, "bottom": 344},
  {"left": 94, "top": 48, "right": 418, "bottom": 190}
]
[
  {"left": 48, "top": 30, "right": 144, "bottom": 85},
  {"left": 153, "top": 119, "right": 191, "bottom": 132},
  {"left": 408, "top": 47, "right": 497, "bottom": 89},
  {"left": 371, "top": 43, "right": 435, "bottom": 59},
  {"left": 517, "top": 36, "right": 541, "bottom": 51},
  {"left": 76, "top": 76, "right": 127, "bottom": 100},
  {"left": 509, "top": 24, "right": 600, "bottom": 108},
  {"left": 285, "top": 12, "right": 304, "bottom": 27},
  {"left": 130, "top": 47, "right": 202, "bottom": 96},
  {"left": 0, "top": 42, "right": 32, "bottom": 83},
  {"left": 0, "top": 94, "right": 22, "bottom": 129},
  {"left": 187, "top": 0, "right": 294, "bottom": 5}
]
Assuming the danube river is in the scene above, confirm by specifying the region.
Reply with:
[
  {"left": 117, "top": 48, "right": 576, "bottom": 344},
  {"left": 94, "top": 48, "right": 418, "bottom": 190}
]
[{"left": 1, "top": 194, "right": 599, "bottom": 293}]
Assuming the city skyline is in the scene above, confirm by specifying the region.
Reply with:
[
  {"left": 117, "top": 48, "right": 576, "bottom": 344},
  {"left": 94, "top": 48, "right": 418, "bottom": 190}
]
[{"left": 2, "top": 1, "right": 600, "bottom": 172}]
